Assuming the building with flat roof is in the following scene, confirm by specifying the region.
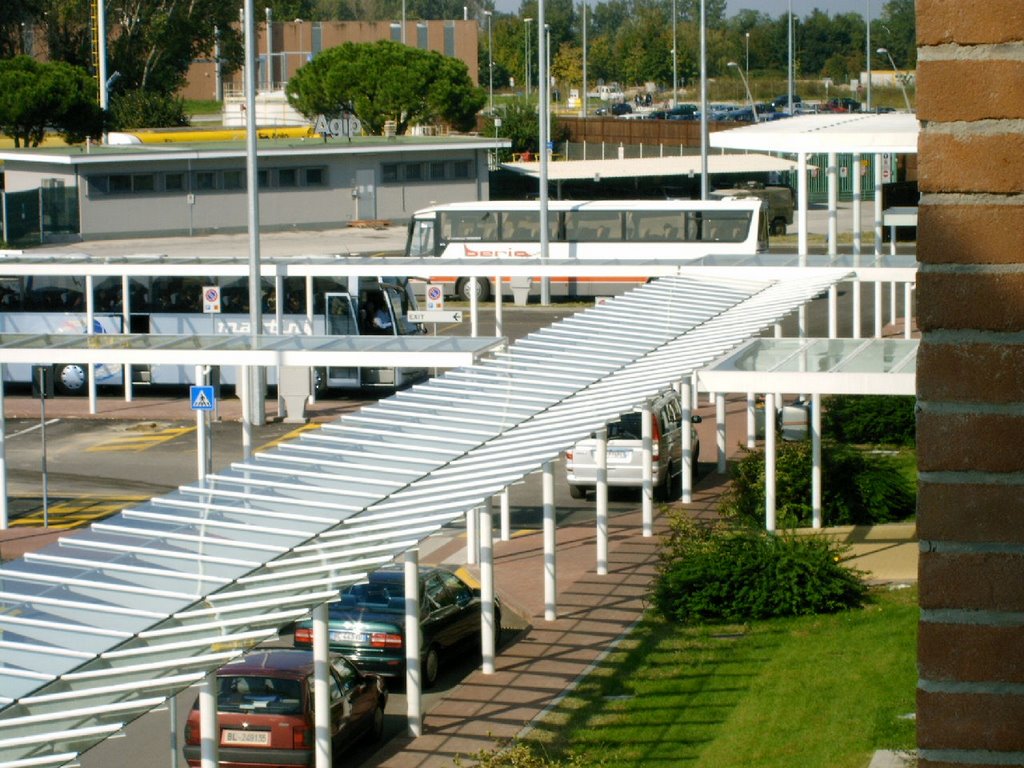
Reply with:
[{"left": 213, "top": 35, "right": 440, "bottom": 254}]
[{"left": 0, "top": 133, "right": 508, "bottom": 243}]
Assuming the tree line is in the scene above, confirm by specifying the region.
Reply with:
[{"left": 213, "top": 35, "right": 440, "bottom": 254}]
[{"left": 0, "top": 0, "right": 913, "bottom": 146}]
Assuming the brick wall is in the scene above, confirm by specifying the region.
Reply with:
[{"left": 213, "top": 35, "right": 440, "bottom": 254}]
[{"left": 916, "top": 1, "right": 1024, "bottom": 766}]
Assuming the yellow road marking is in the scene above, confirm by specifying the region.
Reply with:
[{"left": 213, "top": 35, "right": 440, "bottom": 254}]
[
  {"left": 10, "top": 495, "right": 150, "bottom": 529},
  {"left": 256, "top": 423, "right": 323, "bottom": 452},
  {"left": 87, "top": 426, "right": 197, "bottom": 452}
]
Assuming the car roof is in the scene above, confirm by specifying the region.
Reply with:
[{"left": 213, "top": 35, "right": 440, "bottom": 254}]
[
  {"left": 364, "top": 564, "right": 449, "bottom": 584},
  {"left": 218, "top": 648, "right": 316, "bottom": 680}
]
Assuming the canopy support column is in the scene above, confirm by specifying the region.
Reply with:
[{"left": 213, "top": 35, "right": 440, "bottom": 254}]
[
  {"left": 827, "top": 152, "right": 838, "bottom": 257},
  {"left": 543, "top": 460, "right": 557, "bottom": 619},
  {"left": 746, "top": 391, "right": 756, "bottom": 449},
  {"left": 811, "top": 393, "right": 822, "bottom": 529},
  {"left": 0, "top": 371, "right": 6, "bottom": 530},
  {"left": 466, "top": 505, "right": 478, "bottom": 565},
  {"left": 641, "top": 404, "right": 654, "bottom": 536},
  {"left": 596, "top": 426, "right": 608, "bottom": 574},
  {"left": 852, "top": 152, "right": 863, "bottom": 339},
  {"left": 500, "top": 489, "right": 510, "bottom": 542},
  {"left": 199, "top": 672, "right": 219, "bottom": 768},
  {"left": 765, "top": 392, "right": 777, "bottom": 533},
  {"left": 715, "top": 393, "right": 727, "bottom": 475},
  {"left": 312, "top": 602, "right": 331, "bottom": 768},
  {"left": 480, "top": 502, "right": 496, "bottom": 674},
  {"left": 681, "top": 380, "right": 695, "bottom": 504},
  {"left": 405, "top": 549, "right": 423, "bottom": 737}
]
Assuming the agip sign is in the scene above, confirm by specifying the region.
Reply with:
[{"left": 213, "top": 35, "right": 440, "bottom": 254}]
[{"left": 313, "top": 113, "right": 362, "bottom": 140}]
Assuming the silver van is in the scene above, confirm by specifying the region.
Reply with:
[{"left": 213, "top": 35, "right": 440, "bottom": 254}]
[{"left": 564, "top": 389, "right": 701, "bottom": 501}]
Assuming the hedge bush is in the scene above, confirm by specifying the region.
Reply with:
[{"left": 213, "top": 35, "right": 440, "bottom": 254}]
[
  {"left": 652, "top": 513, "right": 867, "bottom": 625},
  {"left": 720, "top": 440, "right": 916, "bottom": 529},
  {"left": 823, "top": 395, "right": 916, "bottom": 446}
]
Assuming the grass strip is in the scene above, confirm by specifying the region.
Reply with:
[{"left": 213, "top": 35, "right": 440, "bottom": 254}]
[{"left": 528, "top": 584, "right": 917, "bottom": 767}]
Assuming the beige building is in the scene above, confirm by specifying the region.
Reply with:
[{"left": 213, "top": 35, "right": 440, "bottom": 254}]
[{"left": 182, "top": 19, "right": 480, "bottom": 102}]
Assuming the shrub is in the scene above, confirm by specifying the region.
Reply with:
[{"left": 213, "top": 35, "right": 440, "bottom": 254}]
[
  {"left": 652, "top": 513, "right": 867, "bottom": 625},
  {"left": 453, "top": 740, "right": 593, "bottom": 768},
  {"left": 720, "top": 441, "right": 916, "bottom": 529},
  {"left": 823, "top": 395, "right": 916, "bottom": 445},
  {"left": 110, "top": 89, "right": 190, "bottom": 130}
]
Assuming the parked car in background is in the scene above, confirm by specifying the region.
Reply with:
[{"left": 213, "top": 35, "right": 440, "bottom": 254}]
[
  {"left": 565, "top": 388, "right": 701, "bottom": 501},
  {"left": 294, "top": 565, "right": 500, "bottom": 689},
  {"left": 825, "top": 97, "right": 862, "bottom": 113},
  {"left": 771, "top": 94, "right": 802, "bottom": 110},
  {"left": 182, "top": 648, "right": 387, "bottom": 768},
  {"left": 610, "top": 101, "right": 633, "bottom": 116}
]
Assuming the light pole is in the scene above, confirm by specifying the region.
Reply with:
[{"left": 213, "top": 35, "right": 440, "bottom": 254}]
[
  {"left": 265, "top": 6, "right": 273, "bottom": 91},
  {"left": 727, "top": 62, "right": 758, "bottom": 123},
  {"left": 865, "top": 0, "right": 872, "bottom": 111},
  {"left": 294, "top": 19, "right": 303, "bottom": 75},
  {"left": 699, "top": 0, "right": 708, "bottom": 199},
  {"left": 524, "top": 18, "right": 532, "bottom": 100},
  {"left": 671, "top": 0, "right": 678, "bottom": 109},
  {"left": 484, "top": 11, "right": 493, "bottom": 113},
  {"left": 745, "top": 31, "right": 750, "bottom": 78},
  {"left": 787, "top": 0, "right": 793, "bottom": 114},
  {"left": 581, "top": 1, "right": 587, "bottom": 117},
  {"left": 878, "top": 47, "right": 912, "bottom": 112}
]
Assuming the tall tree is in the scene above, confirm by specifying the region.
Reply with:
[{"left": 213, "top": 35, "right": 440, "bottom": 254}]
[
  {"left": 285, "top": 40, "right": 485, "bottom": 134},
  {"left": 875, "top": 0, "right": 916, "bottom": 69},
  {"left": 0, "top": 0, "right": 42, "bottom": 58},
  {"left": 0, "top": 56, "right": 105, "bottom": 146}
]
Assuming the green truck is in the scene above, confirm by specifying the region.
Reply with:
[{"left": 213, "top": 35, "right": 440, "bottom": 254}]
[{"left": 710, "top": 181, "right": 795, "bottom": 236}]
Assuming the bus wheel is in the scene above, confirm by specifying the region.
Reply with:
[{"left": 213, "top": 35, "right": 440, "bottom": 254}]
[
  {"left": 313, "top": 367, "right": 327, "bottom": 395},
  {"left": 459, "top": 277, "right": 490, "bottom": 302},
  {"left": 55, "top": 364, "right": 88, "bottom": 396}
]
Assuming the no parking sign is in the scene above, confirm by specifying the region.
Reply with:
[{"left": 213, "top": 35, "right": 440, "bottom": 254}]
[
  {"left": 426, "top": 283, "right": 444, "bottom": 310},
  {"left": 203, "top": 285, "right": 221, "bottom": 313}
]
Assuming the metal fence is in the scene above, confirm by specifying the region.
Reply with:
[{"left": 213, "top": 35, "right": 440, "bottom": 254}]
[{"left": 1, "top": 186, "right": 80, "bottom": 246}]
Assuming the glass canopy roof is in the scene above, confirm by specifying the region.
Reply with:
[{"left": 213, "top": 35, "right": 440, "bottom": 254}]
[{"left": 0, "top": 271, "right": 851, "bottom": 767}]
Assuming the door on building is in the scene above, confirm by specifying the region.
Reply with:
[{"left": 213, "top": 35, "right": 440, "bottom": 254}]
[{"left": 356, "top": 169, "right": 376, "bottom": 220}]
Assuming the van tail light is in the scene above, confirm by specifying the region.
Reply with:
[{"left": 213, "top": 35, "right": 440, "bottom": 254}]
[
  {"left": 370, "top": 632, "right": 403, "bottom": 648},
  {"left": 294, "top": 627, "right": 312, "bottom": 646},
  {"left": 184, "top": 721, "right": 199, "bottom": 746},
  {"left": 293, "top": 726, "right": 312, "bottom": 749},
  {"left": 652, "top": 420, "right": 661, "bottom": 461},
  {"left": 565, "top": 450, "right": 573, "bottom": 461}
]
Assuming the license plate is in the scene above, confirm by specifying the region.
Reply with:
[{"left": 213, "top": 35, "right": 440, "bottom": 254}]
[
  {"left": 223, "top": 729, "right": 270, "bottom": 746},
  {"left": 607, "top": 449, "right": 632, "bottom": 463},
  {"left": 330, "top": 630, "right": 367, "bottom": 643}
]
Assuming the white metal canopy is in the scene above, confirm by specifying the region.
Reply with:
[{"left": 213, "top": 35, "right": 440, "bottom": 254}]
[
  {"left": 0, "top": 271, "right": 848, "bottom": 768},
  {"left": 708, "top": 112, "right": 920, "bottom": 155},
  {"left": 501, "top": 152, "right": 804, "bottom": 181}
]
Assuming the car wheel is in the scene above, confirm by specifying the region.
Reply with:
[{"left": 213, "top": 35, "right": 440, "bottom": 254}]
[
  {"left": 55, "top": 364, "right": 88, "bottom": 396},
  {"left": 568, "top": 484, "right": 588, "bottom": 500},
  {"left": 494, "top": 607, "right": 503, "bottom": 645},
  {"left": 365, "top": 704, "right": 385, "bottom": 743},
  {"left": 655, "top": 462, "right": 673, "bottom": 501},
  {"left": 459, "top": 277, "right": 490, "bottom": 302},
  {"left": 423, "top": 646, "right": 440, "bottom": 689}
]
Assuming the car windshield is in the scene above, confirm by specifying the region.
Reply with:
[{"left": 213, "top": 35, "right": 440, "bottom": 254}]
[{"left": 216, "top": 675, "right": 303, "bottom": 715}]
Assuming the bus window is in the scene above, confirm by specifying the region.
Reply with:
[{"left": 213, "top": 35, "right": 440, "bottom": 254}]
[
  {"left": 439, "top": 210, "right": 497, "bottom": 241},
  {"left": 500, "top": 211, "right": 539, "bottom": 241},
  {"left": 406, "top": 218, "right": 436, "bottom": 257},
  {"left": 699, "top": 211, "right": 752, "bottom": 242},
  {"left": 564, "top": 211, "right": 621, "bottom": 241},
  {"left": 325, "top": 293, "right": 358, "bottom": 335},
  {"left": 626, "top": 211, "right": 684, "bottom": 241}
]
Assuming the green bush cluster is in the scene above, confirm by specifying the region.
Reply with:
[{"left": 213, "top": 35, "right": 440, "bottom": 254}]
[
  {"left": 652, "top": 514, "right": 867, "bottom": 625},
  {"left": 823, "top": 395, "right": 917, "bottom": 446},
  {"left": 452, "top": 740, "right": 593, "bottom": 768},
  {"left": 720, "top": 441, "right": 916, "bottom": 529},
  {"left": 110, "top": 90, "right": 190, "bottom": 131}
]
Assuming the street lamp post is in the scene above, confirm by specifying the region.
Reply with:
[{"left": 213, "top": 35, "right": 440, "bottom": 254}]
[
  {"left": 524, "top": 18, "right": 532, "bottom": 100},
  {"left": 878, "top": 47, "right": 912, "bottom": 112},
  {"left": 581, "top": 0, "right": 587, "bottom": 117},
  {"left": 671, "top": 0, "right": 678, "bottom": 109},
  {"left": 865, "top": 0, "right": 872, "bottom": 111},
  {"left": 787, "top": 0, "right": 793, "bottom": 114},
  {"left": 728, "top": 62, "right": 758, "bottom": 123},
  {"left": 484, "top": 11, "right": 493, "bottom": 113},
  {"left": 745, "top": 31, "right": 750, "bottom": 78}
]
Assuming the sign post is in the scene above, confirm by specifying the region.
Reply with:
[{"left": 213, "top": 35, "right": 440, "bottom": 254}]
[{"left": 191, "top": 378, "right": 216, "bottom": 480}]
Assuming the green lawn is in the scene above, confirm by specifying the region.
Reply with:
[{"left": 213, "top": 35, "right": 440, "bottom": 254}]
[{"left": 526, "top": 585, "right": 917, "bottom": 767}]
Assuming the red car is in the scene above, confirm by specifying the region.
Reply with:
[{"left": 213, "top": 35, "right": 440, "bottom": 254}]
[{"left": 183, "top": 648, "right": 387, "bottom": 767}]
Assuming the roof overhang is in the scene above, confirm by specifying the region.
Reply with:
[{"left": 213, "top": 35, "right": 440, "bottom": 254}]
[
  {"left": 709, "top": 112, "right": 920, "bottom": 155},
  {"left": 697, "top": 337, "right": 918, "bottom": 396},
  {"left": 502, "top": 153, "right": 803, "bottom": 181}
]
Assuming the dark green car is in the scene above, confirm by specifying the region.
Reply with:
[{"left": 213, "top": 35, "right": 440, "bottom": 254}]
[{"left": 294, "top": 565, "right": 501, "bottom": 688}]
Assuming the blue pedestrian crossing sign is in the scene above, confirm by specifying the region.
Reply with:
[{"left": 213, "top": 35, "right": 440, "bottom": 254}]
[{"left": 190, "top": 385, "right": 216, "bottom": 411}]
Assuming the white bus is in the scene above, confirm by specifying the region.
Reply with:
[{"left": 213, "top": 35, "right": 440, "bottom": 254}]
[
  {"left": 0, "top": 269, "right": 426, "bottom": 395},
  {"left": 403, "top": 198, "right": 769, "bottom": 300}
]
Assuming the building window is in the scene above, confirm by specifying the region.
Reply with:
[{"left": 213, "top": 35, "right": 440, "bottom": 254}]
[
  {"left": 417, "top": 22, "right": 428, "bottom": 49},
  {"left": 195, "top": 171, "right": 217, "bottom": 191},
  {"left": 108, "top": 174, "right": 132, "bottom": 194},
  {"left": 305, "top": 167, "right": 326, "bottom": 186},
  {"left": 165, "top": 173, "right": 186, "bottom": 192},
  {"left": 382, "top": 164, "right": 399, "bottom": 183},
  {"left": 452, "top": 160, "right": 471, "bottom": 179},
  {"left": 132, "top": 174, "right": 155, "bottom": 193},
  {"left": 390, "top": 22, "right": 402, "bottom": 41},
  {"left": 430, "top": 161, "right": 446, "bottom": 180},
  {"left": 404, "top": 163, "right": 423, "bottom": 181},
  {"left": 277, "top": 168, "right": 298, "bottom": 187},
  {"left": 222, "top": 170, "right": 245, "bottom": 190},
  {"left": 444, "top": 21, "right": 455, "bottom": 57},
  {"left": 257, "top": 169, "right": 269, "bottom": 188}
]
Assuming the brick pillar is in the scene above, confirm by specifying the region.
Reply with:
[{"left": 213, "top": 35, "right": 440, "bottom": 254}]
[{"left": 916, "top": 2, "right": 1024, "bottom": 766}]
